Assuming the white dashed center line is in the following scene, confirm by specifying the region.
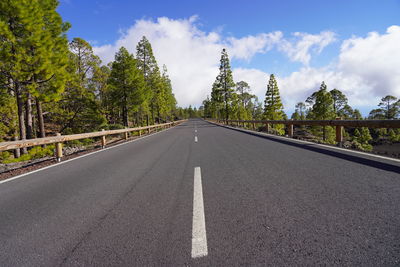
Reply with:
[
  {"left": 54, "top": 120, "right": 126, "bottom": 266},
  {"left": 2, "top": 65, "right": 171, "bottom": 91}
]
[{"left": 192, "top": 167, "right": 208, "bottom": 258}]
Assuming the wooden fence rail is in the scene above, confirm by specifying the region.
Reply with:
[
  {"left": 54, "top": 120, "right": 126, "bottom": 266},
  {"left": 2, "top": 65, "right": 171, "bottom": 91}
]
[
  {"left": 0, "top": 120, "right": 186, "bottom": 161},
  {"left": 211, "top": 118, "right": 400, "bottom": 144}
]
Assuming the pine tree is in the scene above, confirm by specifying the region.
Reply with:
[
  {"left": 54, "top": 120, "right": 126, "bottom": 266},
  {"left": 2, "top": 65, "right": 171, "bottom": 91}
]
[
  {"left": 211, "top": 49, "right": 235, "bottom": 120},
  {"left": 210, "top": 79, "right": 223, "bottom": 119},
  {"left": 0, "top": 0, "right": 70, "bottom": 153},
  {"left": 53, "top": 38, "right": 106, "bottom": 133},
  {"left": 263, "top": 74, "right": 285, "bottom": 134},
  {"left": 291, "top": 102, "right": 306, "bottom": 120},
  {"left": 311, "top": 82, "right": 335, "bottom": 120},
  {"left": 309, "top": 81, "right": 335, "bottom": 142},
  {"left": 34, "top": 0, "right": 70, "bottom": 139},
  {"left": 136, "top": 36, "right": 158, "bottom": 123},
  {"left": 330, "top": 88, "right": 348, "bottom": 116},
  {"left": 161, "top": 65, "right": 177, "bottom": 121},
  {"left": 378, "top": 95, "right": 398, "bottom": 119},
  {"left": 108, "top": 47, "right": 146, "bottom": 127},
  {"left": 136, "top": 36, "right": 158, "bottom": 81},
  {"left": 353, "top": 127, "right": 372, "bottom": 151},
  {"left": 235, "top": 81, "right": 254, "bottom": 120},
  {"left": 263, "top": 74, "right": 285, "bottom": 120}
]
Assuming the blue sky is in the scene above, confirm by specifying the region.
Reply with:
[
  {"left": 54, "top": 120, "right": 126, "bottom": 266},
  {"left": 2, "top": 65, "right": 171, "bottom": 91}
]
[{"left": 58, "top": 0, "right": 400, "bottom": 115}]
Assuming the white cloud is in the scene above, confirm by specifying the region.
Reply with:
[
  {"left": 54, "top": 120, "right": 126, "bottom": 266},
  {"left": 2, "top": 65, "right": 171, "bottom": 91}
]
[
  {"left": 280, "top": 26, "right": 400, "bottom": 114},
  {"left": 93, "top": 17, "right": 285, "bottom": 107},
  {"left": 94, "top": 16, "right": 223, "bottom": 106},
  {"left": 237, "top": 26, "right": 400, "bottom": 115},
  {"left": 338, "top": 25, "right": 400, "bottom": 98},
  {"left": 278, "top": 31, "right": 336, "bottom": 65},
  {"left": 93, "top": 17, "right": 400, "bottom": 115},
  {"left": 227, "top": 32, "right": 282, "bottom": 60}
]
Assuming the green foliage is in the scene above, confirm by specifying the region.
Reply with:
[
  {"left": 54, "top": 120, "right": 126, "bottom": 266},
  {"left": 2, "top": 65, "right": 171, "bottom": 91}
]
[
  {"left": 65, "top": 138, "right": 94, "bottom": 147},
  {"left": 352, "top": 128, "right": 373, "bottom": 151},
  {"left": 107, "top": 47, "right": 146, "bottom": 126},
  {"left": 263, "top": 74, "right": 285, "bottom": 120},
  {"left": 310, "top": 82, "right": 335, "bottom": 120},
  {"left": 330, "top": 89, "right": 348, "bottom": 116},
  {"left": 388, "top": 129, "right": 400, "bottom": 142},
  {"left": 306, "top": 81, "right": 335, "bottom": 142},
  {"left": 0, "top": 87, "right": 17, "bottom": 141},
  {"left": 2, "top": 145, "right": 55, "bottom": 163},
  {"left": 263, "top": 74, "right": 285, "bottom": 135},
  {"left": 0, "top": 151, "right": 11, "bottom": 161},
  {"left": 0, "top": 0, "right": 70, "bottom": 96},
  {"left": 107, "top": 124, "right": 125, "bottom": 130},
  {"left": 50, "top": 38, "right": 106, "bottom": 134},
  {"left": 135, "top": 37, "right": 176, "bottom": 124},
  {"left": 291, "top": 102, "right": 306, "bottom": 120},
  {"left": 378, "top": 95, "right": 399, "bottom": 119},
  {"left": 211, "top": 49, "right": 235, "bottom": 120}
]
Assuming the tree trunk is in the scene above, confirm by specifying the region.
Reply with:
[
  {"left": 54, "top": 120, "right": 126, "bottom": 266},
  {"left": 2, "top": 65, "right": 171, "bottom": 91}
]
[
  {"left": 13, "top": 136, "right": 20, "bottom": 158},
  {"left": 16, "top": 85, "right": 27, "bottom": 154},
  {"left": 151, "top": 103, "right": 155, "bottom": 124},
  {"left": 122, "top": 105, "right": 129, "bottom": 127},
  {"left": 36, "top": 98, "right": 45, "bottom": 138},
  {"left": 25, "top": 93, "right": 33, "bottom": 139}
]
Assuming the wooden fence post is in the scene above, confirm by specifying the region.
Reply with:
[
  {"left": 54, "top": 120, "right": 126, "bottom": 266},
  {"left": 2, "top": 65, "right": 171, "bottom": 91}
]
[
  {"left": 336, "top": 117, "right": 343, "bottom": 146},
  {"left": 266, "top": 123, "right": 270, "bottom": 133},
  {"left": 13, "top": 136, "right": 20, "bottom": 159},
  {"left": 139, "top": 129, "right": 142, "bottom": 136},
  {"left": 123, "top": 128, "right": 128, "bottom": 140},
  {"left": 288, "top": 123, "right": 294, "bottom": 138},
  {"left": 253, "top": 122, "right": 256, "bottom": 130},
  {"left": 55, "top": 133, "right": 63, "bottom": 162},
  {"left": 101, "top": 129, "right": 106, "bottom": 148}
]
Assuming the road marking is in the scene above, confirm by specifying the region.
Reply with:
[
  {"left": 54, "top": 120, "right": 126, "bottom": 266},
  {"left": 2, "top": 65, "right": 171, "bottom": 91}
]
[
  {"left": 195, "top": 136, "right": 198, "bottom": 142},
  {"left": 0, "top": 124, "right": 180, "bottom": 186},
  {"left": 195, "top": 129, "right": 197, "bottom": 133},
  {"left": 192, "top": 167, "right": 208, "bottom": 258}
]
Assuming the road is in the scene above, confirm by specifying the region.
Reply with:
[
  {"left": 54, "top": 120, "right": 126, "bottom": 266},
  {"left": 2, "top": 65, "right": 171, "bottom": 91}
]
[{"left": 0, "top": 119, "right": 399, "bottom": 266}]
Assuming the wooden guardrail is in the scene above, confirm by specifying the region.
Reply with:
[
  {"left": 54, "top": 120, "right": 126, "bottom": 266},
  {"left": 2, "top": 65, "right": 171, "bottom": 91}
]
[
  {"left": 0, "top": 120, "right": 186, "bottom": 162},
  {"left": 210, "top": 118, "right": 400, "bottom": 144}
]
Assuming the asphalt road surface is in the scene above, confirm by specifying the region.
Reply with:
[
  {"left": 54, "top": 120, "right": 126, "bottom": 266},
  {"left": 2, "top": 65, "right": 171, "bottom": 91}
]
[{"left": 0, "top": 119, "right": 399, "bottom": 266}]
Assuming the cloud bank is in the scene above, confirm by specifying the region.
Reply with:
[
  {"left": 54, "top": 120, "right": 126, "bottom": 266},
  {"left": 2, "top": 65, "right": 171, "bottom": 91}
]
[{"left": 93, "top": 16, "right": 400, "bottom": 115}]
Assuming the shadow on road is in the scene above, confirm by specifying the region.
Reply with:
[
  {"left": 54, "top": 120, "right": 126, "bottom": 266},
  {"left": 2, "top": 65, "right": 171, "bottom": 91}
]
[{"left": 211, "top": 122, "right": 400, "bottom": 175}]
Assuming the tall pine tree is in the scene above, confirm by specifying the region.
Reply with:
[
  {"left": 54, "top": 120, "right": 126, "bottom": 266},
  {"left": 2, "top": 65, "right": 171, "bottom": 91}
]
[
  {"left": 309, "top": 81, "right": 335, "bottom": 142},
  {"left": 211, "top": 49, "right": 235, "bottom": 120},
  {"left": 263, "top": 74, "right": 285, "bottom": 120},
  {"left": 0, "top": 0, "right": 70, "bottom": 152},
  {"left": 263, "top": 74, "right": 285, "bottom": 134},
  {"left": 136, "top": 36, "right": 159, "bottom": 123},
  {"left": 108, "top": 47, "right": 146, "bottom": 127}
]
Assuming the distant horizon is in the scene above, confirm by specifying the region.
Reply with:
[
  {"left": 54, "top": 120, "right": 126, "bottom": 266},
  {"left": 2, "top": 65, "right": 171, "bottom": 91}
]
[{"left": 58, "top": 0, "right": 400, "bottom": 116}]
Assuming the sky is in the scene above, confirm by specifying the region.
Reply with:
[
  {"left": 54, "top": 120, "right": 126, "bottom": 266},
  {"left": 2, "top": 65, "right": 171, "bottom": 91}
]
[{"left": 58, "top": 0, "right": 400, "bottom": 115}]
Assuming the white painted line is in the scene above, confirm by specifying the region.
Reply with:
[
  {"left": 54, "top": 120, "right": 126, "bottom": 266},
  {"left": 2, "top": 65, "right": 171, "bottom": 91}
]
[
  {"left": 192, "top": 167, "right": 208, "bottom": 258},
  {"left": 0, "top": 125, "right": 178, "bottom": 186},
  {"left": 195, "top": 129, "right": 197, "bottom": 133},
  {"left": 195, "top": 136, "right": 198, "bottom": 142},
  {"left": 209, "top": 121, "right": 400, "bottom": 163}
]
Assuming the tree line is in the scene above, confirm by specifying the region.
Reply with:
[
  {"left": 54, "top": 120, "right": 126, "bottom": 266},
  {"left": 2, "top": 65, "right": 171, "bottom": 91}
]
[
  {"left": 201, "top": 48, "right": 400, "bottom": 150},
  {"left": 0, "top": 0, "right": 188, "bottom": 160}
]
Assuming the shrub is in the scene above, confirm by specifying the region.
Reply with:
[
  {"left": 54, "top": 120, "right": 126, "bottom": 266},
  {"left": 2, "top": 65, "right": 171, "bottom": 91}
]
[{"left": 2, "top": 145, "right": 55, "bottom": 164}]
